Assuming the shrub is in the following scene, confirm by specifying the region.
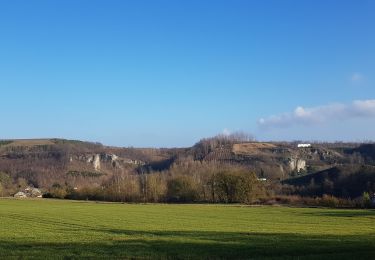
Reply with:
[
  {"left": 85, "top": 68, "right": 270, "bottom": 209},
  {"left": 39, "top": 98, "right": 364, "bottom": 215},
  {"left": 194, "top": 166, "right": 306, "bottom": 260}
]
[
  {"left": 166, "top": 176, "right": 198, "bottom": 202},
  {"left": 362, "top": 192, "right": 372, "bottom": 208},
  {"left": 318, "top": 194, "right": 340, "bottom": 208}
]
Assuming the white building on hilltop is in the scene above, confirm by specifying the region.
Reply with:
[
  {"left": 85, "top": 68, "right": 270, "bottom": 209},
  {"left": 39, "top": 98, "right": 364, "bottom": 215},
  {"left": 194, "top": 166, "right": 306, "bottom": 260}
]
[{"left": 298, "top": 144, "right": 311, "bottom": 148}]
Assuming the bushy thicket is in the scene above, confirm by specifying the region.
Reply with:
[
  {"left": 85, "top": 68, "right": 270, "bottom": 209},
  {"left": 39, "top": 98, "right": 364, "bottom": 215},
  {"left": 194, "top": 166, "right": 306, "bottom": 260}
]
[
  {"left": 44, "top": 162, "right": 266, "bottom": 204},
  {"left": 284, "top": 165, "right": 375, "bottom": 200},
  {"left": 261, "top": 193, "right": 374, "bottom": 209}
]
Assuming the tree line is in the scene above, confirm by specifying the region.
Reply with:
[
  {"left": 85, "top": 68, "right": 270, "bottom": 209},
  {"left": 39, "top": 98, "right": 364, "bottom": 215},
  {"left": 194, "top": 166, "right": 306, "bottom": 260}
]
[{"left": 44, "top": 162, "right": 266, "bottom": 204}]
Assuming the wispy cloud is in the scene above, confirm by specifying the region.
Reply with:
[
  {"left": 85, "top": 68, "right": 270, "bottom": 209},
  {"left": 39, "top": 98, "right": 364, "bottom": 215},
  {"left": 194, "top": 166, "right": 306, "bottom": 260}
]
[
  {"left": 351, "top": 72, "right": 364, "bottom": 83},
  {"left": 258, "top": 99, "right": 375, "bottom": 128},
  {"left": 222, "top": 128, "right": 231, "bottom": 136}
]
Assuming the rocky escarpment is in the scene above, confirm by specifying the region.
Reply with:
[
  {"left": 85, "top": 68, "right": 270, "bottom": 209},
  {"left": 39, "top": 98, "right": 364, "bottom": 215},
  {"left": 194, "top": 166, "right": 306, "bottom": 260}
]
[
  {"left": 188, "top": 141, "right": 347, "bottom": 179},
  {"left": 0, "top": 139, "right": 151, "bottom": 188},
  {"left": 289, "top": 158, "right": 306, "bottom": 172},
  {"left": 0, "top": 138, "right": 369, "bottom": 190},
  {"left": 228, "top": 142, "right": 348, "bottom": 178},
  {"left": 78, "top": 153, "right": 145, "bottom": 171}
]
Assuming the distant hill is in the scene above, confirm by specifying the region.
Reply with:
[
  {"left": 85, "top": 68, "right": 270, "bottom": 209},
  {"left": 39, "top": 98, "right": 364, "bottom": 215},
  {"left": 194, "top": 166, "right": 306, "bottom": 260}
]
[
  {"left": 349, "top": 144, "right": 375, "bottom": 163},
  {"left": 0, "top": 138, "right": 373, "bottom": 198},
  {"left": 0, "top": 139, "right": 175, "bottom": 189},
  {"left": 283, "top": 165, "right": 375, "bottom": 198}
]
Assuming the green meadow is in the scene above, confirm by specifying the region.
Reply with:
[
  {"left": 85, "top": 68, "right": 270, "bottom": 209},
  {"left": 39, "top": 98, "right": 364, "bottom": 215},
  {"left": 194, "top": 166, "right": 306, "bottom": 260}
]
[{"left": 0, "top": 199, "right": 374, "bottom": 259}]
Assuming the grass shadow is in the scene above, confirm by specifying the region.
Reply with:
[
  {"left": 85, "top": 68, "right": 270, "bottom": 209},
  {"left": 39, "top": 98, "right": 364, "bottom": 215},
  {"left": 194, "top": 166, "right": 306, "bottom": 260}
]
[
  {"left": 0, "top": 230, "right": 374, "bottom": 259},
  {"left": 302, "top": 209, "right": 375, "bottom": 218}
]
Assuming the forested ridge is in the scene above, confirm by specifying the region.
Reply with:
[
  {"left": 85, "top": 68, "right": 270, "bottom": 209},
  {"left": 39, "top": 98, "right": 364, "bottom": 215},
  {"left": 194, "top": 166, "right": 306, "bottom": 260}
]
[{"left": 1, "top": 136, "right": 374, "bottom": 207}]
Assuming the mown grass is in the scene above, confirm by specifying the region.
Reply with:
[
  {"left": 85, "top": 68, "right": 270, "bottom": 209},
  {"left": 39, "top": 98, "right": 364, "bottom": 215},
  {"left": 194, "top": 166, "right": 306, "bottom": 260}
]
[{"left": 0, "top": 199, "right": 374, "bottom": 259}]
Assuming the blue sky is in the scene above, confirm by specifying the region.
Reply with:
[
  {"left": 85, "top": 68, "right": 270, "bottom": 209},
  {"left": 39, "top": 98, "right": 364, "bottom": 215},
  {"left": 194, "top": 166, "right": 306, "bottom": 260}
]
[{"left": 1, "top": 0, "right": 374, "bottom": 147}]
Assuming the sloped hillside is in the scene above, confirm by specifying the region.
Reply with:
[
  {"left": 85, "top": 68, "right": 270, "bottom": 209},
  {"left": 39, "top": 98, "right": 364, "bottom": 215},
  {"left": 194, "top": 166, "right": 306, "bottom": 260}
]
[
  {"left": 283, "top": 165, "right": 375, "bottom": 198},
  {"left": 192, "top": 141, "right": 348, "bottom": 180},
  {"left": 0, "top": 139, "right": 174, "bottom": 189},
  {"left": 348, "top": 144, "right": 375, "bottom": 164},
  {"left": 0, "top": 138, "right": 371, "bottom": 197}
]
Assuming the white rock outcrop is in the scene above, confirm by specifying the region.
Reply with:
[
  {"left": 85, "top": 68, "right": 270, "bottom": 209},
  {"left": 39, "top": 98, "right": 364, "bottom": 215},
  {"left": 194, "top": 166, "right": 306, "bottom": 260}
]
[
  {"left": 93, "top": 154, "right": 101, "bottom": 171},
  {"left": 289, "top": 158, "right": 306, "bottom": 172}
]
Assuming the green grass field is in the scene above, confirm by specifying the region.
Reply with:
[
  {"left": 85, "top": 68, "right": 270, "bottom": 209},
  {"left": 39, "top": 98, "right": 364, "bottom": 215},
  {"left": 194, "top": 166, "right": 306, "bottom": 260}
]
[{"left": 0, "top": 199, "right": 374, "bottom": 259}]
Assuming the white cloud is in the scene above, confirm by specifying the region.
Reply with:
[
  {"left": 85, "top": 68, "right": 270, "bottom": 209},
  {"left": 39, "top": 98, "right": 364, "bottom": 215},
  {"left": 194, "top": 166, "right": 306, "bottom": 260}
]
[
  {"left": 222, "top": 128, "right": 231, "bottom": 136},
  {"left": 258, "top": 99, "right": 375, "bottom": 128},
  {"left": 351, "top": 72, "right": 364, "bottom": 83}
]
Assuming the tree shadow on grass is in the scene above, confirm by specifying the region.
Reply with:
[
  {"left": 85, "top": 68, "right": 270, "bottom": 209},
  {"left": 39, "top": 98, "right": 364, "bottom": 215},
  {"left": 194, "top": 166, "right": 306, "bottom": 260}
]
[
  {"left": 301, "top": 209, "right": 375, "bottom": 218},
  {"left": 1, "top": 230, "right": 374, "bottom": 259}
]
